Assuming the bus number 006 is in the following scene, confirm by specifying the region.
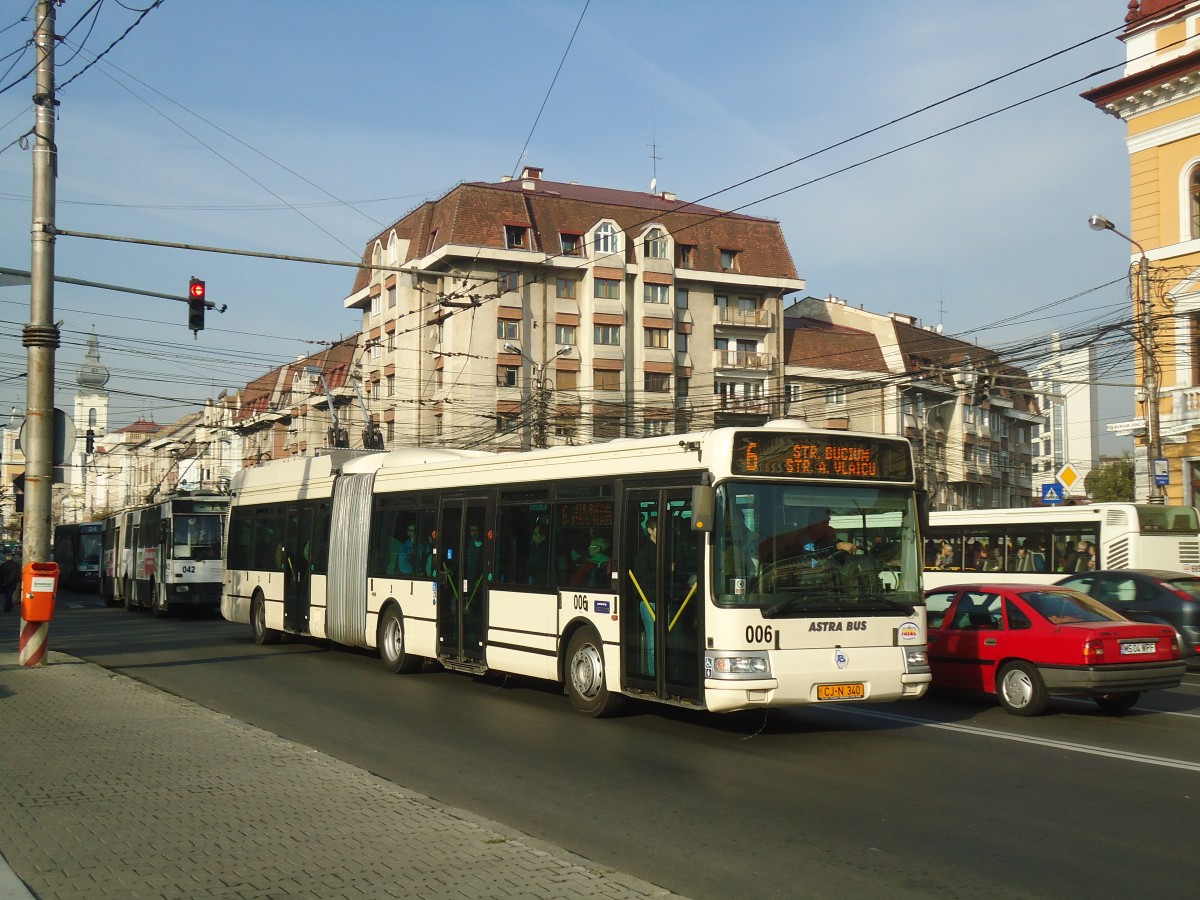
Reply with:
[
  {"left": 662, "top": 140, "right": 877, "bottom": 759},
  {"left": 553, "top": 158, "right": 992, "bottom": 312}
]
[
  {"left": 746, "top": 625, "right": 773, "bottom": 644},
  {"left": 573, "top": 595, "right": 589, "bottom": 611}
]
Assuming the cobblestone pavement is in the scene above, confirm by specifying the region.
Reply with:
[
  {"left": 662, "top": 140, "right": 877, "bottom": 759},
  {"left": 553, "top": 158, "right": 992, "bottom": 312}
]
[{"left": 0, "top": 651, "right": 683, "bottom": 899}]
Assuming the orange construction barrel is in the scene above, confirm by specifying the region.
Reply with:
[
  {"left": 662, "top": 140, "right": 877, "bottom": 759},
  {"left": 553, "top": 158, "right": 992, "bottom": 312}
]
[{"left": 21, "top": 561, "right": 58, "bottom": 622}]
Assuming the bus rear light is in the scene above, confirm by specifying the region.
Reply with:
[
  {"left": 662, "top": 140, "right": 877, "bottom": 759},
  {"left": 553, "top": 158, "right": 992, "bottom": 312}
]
[{"left": 1083, "top": 639, "right": 1104, "bottom": 664}]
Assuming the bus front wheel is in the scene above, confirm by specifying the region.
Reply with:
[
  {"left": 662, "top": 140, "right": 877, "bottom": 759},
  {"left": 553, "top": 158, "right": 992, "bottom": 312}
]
[
  {"left": 251, "top": 595, "right": 280, "bottom": 646},
  {"left": 378, "top": 606, "right": 421, "bottom": 674},
  {"left": 565, "top": 627, "right": 624, "bottom": 718}
]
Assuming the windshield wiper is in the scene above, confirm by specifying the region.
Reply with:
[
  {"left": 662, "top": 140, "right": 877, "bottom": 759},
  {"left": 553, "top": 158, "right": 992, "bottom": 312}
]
[{"left": 859, "top": 593, "right": 916, "bottom": 615}]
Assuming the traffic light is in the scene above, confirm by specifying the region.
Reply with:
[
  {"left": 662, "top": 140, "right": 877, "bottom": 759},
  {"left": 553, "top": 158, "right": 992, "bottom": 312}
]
[{"left": 188, "top": 277, "right": 206, "bottom": 332}]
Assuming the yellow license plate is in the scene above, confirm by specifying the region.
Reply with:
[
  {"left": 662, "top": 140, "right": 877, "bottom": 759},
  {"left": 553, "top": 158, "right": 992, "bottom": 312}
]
[{"left": 817, "top": 682, "right": 865, "bottom": 701}]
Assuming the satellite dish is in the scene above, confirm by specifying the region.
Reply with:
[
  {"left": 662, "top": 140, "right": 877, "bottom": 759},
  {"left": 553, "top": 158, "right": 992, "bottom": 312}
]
[
  {"left": 935, "top": 323, "right": 944, "bottom": 334},
  {"left": 650, "top": 177, "right": 657, "bottom": 193}
]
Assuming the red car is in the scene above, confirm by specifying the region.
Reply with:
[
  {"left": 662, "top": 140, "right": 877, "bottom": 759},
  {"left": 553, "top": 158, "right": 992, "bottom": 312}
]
[{"left": 924, "top": 583, "right": 1185, "bottom": 716}]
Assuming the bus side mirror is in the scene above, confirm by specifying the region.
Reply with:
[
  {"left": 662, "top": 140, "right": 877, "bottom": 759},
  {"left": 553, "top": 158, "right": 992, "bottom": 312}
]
[{"left": 691, "top": 485, "right": 713, "bottom": 532}]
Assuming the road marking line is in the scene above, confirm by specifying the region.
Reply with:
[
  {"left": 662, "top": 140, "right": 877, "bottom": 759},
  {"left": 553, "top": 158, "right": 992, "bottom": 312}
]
[{"left": 833, "top": 706, "right": 1200, "bottom": 772}]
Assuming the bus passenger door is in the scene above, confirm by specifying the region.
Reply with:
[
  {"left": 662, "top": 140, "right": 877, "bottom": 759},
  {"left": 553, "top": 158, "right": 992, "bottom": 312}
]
[
  {"left": 622, "top": 489, "right": 703, "bottom": 704},
  {"left": 436, "top": 500, "right": 489, "bottom": 666},
  {"left": 283, "top": 503, "right": 313, "bottom": 632}
]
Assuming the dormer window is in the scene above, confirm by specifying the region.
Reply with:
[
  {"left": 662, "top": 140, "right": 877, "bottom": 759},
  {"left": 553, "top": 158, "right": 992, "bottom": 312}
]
[
  {"left": 594, "top": 222, "right": 618, "bottom": 255},
  {"left": 505, "top": 225, "right": 529, "bottom": 250},
  {"left": 720, "top": 249, "right": 739, "bottom": 271},
  {"left": 677, "top": 244, "right": 695, "bottom": 268},
  {"left": 644, "top": 227, "right": 668, "bottom": 259},
  {"left": 560, "top": 232, "right": 583, "bottom": 256}
]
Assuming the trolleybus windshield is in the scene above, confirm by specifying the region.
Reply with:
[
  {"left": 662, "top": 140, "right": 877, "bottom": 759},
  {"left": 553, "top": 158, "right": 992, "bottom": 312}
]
[{"left": 714, "top": 481, "right": 920, "bottom": 616}]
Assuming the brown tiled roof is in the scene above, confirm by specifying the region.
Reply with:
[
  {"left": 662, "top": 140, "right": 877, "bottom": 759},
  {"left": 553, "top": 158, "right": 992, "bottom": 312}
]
[
  {"left": 785, "top": 317, "right": 888, "bottom": 372},
  {"left": 351, "top": 173, "right": 798, "bottom": 294},
  {"left": 891, "top": 320, "right": 994, "bottom": 373},
  {"left": 233, "top": 336, "right": 360, "bottom": 424},
  {"left": 112, "top": 418, "right": 162, "bottom": 434}
]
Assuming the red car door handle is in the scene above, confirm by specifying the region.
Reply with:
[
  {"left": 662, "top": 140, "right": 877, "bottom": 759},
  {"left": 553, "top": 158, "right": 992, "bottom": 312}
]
[{"left": 984, "top": 638, "right": 998, "bottom": 646}]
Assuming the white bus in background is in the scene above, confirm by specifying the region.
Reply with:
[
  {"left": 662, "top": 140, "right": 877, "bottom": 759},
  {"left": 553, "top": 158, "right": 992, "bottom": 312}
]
[
  {"left": 222, "top": 423, "right": 931, "bottom": 717},
  {"left": 923, "top": 503, "right": 1200, "bottom": 589}
]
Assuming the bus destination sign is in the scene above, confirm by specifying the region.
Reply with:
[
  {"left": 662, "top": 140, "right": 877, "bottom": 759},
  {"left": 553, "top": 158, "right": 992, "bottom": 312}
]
[{"left": 732, "top": 432, "right": 913, "bottom": 481}]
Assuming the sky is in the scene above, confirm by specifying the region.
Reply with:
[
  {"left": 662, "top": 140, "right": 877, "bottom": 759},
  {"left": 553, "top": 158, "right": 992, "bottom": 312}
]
[{"left": 0, "top": 0, "right": 1143, "bottom": 458}]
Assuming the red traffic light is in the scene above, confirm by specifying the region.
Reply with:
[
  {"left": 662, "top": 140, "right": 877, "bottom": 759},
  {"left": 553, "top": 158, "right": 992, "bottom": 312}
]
[{"left": 189, "top": 277, "right": 206, "bottom": 300}]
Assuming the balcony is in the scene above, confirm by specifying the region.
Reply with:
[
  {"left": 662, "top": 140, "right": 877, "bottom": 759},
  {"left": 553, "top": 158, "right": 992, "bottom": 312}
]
[
  {"left": 717, "top": 396, "right": 769, "bottom": 415},
  {"left": 715, "top": 307, "right": 775, "bottom": 328},
  {"left": 713, "top": 350, "right": 775, "bottom": 371}
]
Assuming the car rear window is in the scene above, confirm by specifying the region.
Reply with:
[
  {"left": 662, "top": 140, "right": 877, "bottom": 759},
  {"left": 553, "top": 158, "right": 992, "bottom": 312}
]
[
  {"left": 1020, "top": 589, "right": 1124, "bottom": 624},
  {"left": 1165, "top": 578, "right": 1200, "bottom": 598}
]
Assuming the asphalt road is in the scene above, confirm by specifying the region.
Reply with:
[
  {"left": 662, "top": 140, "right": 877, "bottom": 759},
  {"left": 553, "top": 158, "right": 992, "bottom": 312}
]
[{"left": 39, "top": 589, "right": 1200, "bottom": 899}]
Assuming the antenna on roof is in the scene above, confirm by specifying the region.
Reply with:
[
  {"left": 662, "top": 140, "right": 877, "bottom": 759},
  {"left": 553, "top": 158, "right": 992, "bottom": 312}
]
[{"left": 648, "top": 110, "right": 662, "bottom": 193}]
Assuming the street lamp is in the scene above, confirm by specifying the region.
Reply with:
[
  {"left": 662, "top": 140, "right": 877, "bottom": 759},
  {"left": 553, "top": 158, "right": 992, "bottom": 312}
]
[
  {"left": 1089, "top": 214, "right": 1163, "bottom": 503},
  {"left": 502, "top": 344, "right": 572, "bottom": 449}
]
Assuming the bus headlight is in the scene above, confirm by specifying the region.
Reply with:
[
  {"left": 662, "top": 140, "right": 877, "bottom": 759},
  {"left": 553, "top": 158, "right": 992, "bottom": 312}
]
[
  {"left": 707, "top": 653, "right": 771, "bottom": 679},
  {"left": 904, "top": 646, "right": 929, "bottom": 672}
]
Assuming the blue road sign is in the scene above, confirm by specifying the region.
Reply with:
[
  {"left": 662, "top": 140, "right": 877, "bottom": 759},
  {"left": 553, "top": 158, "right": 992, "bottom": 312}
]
[{"left": 1041, "top": 483, "right": 1064, "bottom": 504}]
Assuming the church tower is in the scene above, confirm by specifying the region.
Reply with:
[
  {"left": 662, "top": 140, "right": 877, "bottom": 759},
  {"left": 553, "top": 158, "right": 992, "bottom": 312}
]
[{"left": 69, "top": 332, "right": 110, "bottom": 516}]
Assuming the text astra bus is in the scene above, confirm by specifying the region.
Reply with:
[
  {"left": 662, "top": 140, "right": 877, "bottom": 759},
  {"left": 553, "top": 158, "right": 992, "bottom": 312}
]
[
  {"left": 923, "top": 503, "right": 1200, "bottom": 589},
  {"left": 223, "top": 423, "right": 930, "bottom": 716},
  {"left": 102, "top": 492, "right": 228, "bottom": 614}
]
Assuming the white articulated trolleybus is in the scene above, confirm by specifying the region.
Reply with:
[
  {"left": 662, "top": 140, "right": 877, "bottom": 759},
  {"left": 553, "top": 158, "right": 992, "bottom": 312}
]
[{"left": 222, "top": 422, "right": 930, "bottom": 716}]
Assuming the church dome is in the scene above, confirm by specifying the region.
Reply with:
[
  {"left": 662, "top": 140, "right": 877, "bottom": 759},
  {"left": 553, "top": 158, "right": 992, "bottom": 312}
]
[{"left": 76, "top": 333, "right": 110, "bottom": 390}]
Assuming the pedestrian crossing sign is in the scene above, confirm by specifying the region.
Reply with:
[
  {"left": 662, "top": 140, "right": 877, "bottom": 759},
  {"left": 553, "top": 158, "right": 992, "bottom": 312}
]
[{"left": 1041, "top": 483, "right": 1064, "bottom": 504}]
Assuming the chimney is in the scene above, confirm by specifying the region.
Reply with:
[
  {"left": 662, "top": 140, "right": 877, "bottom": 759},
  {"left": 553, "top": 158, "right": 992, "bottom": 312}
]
[
  {"left": 659, "top": 191, "right": 676, "bottom": 202},
  {"left": 499, "top": 175, "right": 512, "bottom": 182},
  {"left": 521, "top": 166, "right": 543, "bottom": 180},
  {"left": 888, "top": 312, "right": 918, "bottom": 326}
]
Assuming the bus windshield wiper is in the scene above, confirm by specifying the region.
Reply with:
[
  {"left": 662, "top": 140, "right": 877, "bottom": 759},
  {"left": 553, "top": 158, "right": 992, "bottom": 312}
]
[{"left": 859, "top": 593, "right": 916, "bottom": 615}]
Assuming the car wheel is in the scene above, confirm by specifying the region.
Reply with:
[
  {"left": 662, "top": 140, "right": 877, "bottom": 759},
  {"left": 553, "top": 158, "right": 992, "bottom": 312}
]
[
  {"left": 564, "top": 627, "right": 624, "bottom": 717},
  {"left": 251, "top": 595, "right": 280, "bottom": 646},
  {"left": 996, "top": 661, "right": 1049, "bottom": 716},
  {"left": 378, "top": 606, "right": 421, "bottom": 674},
  {"left": 1094, "top": 692, "right": 1140, "bottom": 714}
]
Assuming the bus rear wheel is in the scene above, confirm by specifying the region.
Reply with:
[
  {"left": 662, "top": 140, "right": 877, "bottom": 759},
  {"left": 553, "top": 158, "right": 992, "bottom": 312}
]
[
  {"left": 251, "top": 595, "right": 280, "bottom": 646},
  {"left": 565, "top": 627, "right": 624, "bottom": 717},
  {"left": 378, "top": 607, "right": 422, "bottom": 674}
]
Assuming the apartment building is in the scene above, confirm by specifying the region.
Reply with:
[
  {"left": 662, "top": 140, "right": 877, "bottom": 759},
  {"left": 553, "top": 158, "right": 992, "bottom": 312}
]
[
  {"left": 343, "top": 167, "right": 806, "bottom": 449},
  {"left": 783, "top": 297, "right": 1039, "bottom": 509},
  {"left": 1083, "top": 0, "right": 1200, "bottom": 502}
]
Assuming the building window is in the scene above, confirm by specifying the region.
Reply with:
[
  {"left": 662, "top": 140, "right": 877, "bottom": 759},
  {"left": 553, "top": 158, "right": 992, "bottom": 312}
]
[
  {"left": 498, "top": 320, "right": 519, "bottom": 340},
  {"left": 499, "top": 270, "right": 519, "bottom": 293},
  {"left": 825, "top": 386, "right": 846, "bottom": 407},
  {"left": 594, "top": 278, "right": 620, "bottom": 300},
  {"left": 595, "top": 370, "right": 621, "bottom": 391},
  {"left": 643, "top": 419, "right": 670, "bottom": 437},
  {"left": 497, "top": 366, "right": 519, "bottom": 387},
  {"left": 677, "top": 376, "right": 690, "bottom": 398},
  {"left": 386, "top": 374, "right": 395, "bottom": 397},
  {"left": 370, "top": 292, "right": 380, "bottom": 317},
  {"left": 1191, "top": 166, "right": 1200, "bottom": 240},
  {"left": 370, "top": 381, "right": 380, "bottom": 402},
  {"left": 555, "top": 324, "right": 577, "bottom": 345},
  {"left": 594, "top": 324, "right": 621, "bottom": 345},
  {"left": 594, "top": 222, "right": 618, "bottom": 255},
  {"left": 560, "top": 233, "right": 583, "bottom": 256},
  {"left": 386, "top": 421, "right": 395, "bottom": 443},
  {"left": 556, "top": 277, "right": 577, "bottom": 299},
  {"left": 644, "top": 228, "right": 667, "bottom": 259},
  {"left": 677, "top": 244, "right": 695, "bottom": 268},
  {"left": 387, "top": 285, "right": 396, "bottom": 309},
  {"left": 371, "top": 340, "right": 382, "bottom": 360},
  {"left": 644, "top": 283, "right": 669, "bottom": 304},
  {"left": 644, "top": 328, "right": 670, "bottom": 349},
  {"left": 505, "top": 225, "right": 529, "bottom": 250},
  {"left": 593, "top": 414, "right": 621, "bottom": 439},
  {"left": 426, "top": 229, "right": 438, "bottom": 255},
  {"left": 497, "top": 412, "right": 520, "bottom": 433},
  {"left": 676, "top": 331, "right": 689, "bottom": 354},
  {"left": 645, "top": 372, "right": 670, "bottom": 393},
  {"left": 386, "top": 332, "right": 396, "bottom": 353},
  {"left": 557, "top": 369, "right": 578, "bottom": 391},
  {"left": 720, "top": 249, "right": 739, "bottom": 271},
  {"left": 676, "top": 287, "right": 689, "bottom": 310}
]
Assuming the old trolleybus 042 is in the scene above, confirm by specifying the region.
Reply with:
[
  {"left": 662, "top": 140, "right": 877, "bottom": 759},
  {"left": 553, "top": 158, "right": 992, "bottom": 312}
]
[
  {"left": 103, "top": 493, "right": 229, "bottom": 614},
  {"left": 923, "top": 503, "right": 1200, "bottom": 589},
  {"left": 222, "top": 423, "right": 930, "bottom": 716}
]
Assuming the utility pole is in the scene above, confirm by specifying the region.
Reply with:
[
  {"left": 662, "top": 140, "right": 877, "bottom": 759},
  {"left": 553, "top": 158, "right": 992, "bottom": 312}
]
[
  {"left": 1089, "top": 215, "right": 1163, "bottom": 503},
  {"left": 26, "top": 0, "right": 58, "bottom": 568}
]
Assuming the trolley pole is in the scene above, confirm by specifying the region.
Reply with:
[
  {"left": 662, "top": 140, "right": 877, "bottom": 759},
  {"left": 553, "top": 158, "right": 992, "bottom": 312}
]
[{"left": 21, "top": 0, "right": 60, "bottom": 666}]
